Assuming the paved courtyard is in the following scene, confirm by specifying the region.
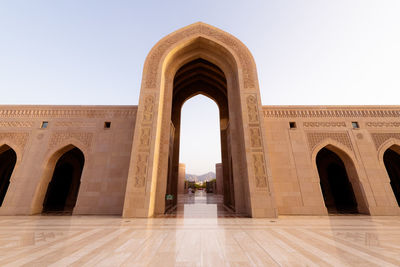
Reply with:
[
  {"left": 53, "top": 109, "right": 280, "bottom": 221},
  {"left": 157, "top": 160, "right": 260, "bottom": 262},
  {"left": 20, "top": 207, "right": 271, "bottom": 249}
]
[{"left": 0, "top": 193, "right": 399, "bottom": 266}]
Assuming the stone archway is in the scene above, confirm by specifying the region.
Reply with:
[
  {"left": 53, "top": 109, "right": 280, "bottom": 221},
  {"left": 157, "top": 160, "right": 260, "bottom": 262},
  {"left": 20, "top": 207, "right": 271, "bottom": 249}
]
[
  {"left": 383, "top": 145, "right": 400, "bottom": 206},
  {"left": 123, "top": 22, "right": 276, "bottom": 218},
  {"left": 42, "top": 147, "right": 85, "bottom": 214},
  {"left": 314, "top": 145, "right": 369, "bottom": 214},
  {"left": 0, "top": 145, "right": 17, "bottom": 206}
]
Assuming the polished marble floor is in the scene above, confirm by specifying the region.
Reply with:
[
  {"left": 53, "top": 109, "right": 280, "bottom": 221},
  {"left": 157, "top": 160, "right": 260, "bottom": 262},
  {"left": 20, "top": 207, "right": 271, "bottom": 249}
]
[{"left": 0, "top": 192, "right": 400, "bottom": 266}]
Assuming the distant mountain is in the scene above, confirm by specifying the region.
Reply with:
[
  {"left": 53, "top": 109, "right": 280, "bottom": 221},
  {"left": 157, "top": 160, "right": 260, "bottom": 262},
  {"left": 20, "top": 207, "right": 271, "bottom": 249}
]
[{"left": 185, "top": 171, "right": 216, "bottom": 182}]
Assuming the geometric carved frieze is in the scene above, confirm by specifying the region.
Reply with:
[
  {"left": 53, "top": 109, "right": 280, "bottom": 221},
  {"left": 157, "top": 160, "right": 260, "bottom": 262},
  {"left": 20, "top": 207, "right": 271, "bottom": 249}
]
[
  {"left": 54, "top": 121, "right": 96, "bottom": 128},
  {"left": 0, "top": 121, "right": 34, "bottom": 128},
  {"left": 306, "top": 131, "right": 353, "bottom": 152},
  {"left": 303, "top": 121, "right": 346, "bottom": 127},
  {"left": 48, "top": 132, "right": 93, "bottom": 151},
  {"left": 264, "top": 108, "right": 400, "bottom": 118},
  {"left": 0, "top": 108, "right": 137, "bottom": 118},
  {"left": 366, "top": 122, "right": 400, "bottom": 128},
  {"left": 370, "top": 133, "right": 400, "bottom": 150},
  {"left": 0, "top": 132, "right": 30, "bottom": 149}
]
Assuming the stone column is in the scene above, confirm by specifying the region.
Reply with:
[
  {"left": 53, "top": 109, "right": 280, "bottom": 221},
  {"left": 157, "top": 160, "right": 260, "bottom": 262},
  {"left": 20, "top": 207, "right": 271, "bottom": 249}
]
[
  {"left": 178, "top": 163, "right": 186, "bottom": 194},
  {"left": 216, "top": 163, "right": 223, "bottom": 195}
]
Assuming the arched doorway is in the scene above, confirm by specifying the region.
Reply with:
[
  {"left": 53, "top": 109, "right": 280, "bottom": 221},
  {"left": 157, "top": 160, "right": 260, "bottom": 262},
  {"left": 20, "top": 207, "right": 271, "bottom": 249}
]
[
  {"left": 0, "top": 145, "right": 17, "bottom": 206},
  {"left": 383, "top": 146, "right": 400, "bottom": 206},
  {"left": 123, "top": 23, "right": 276, "bottom": 218},
  {"left": 316, "top": 147, "right": 358, "bottom": 214},
  {"left": 164, "top": 59, "right": 235, "bottom": 214},
  {"left": 42, "top": 147, "right": 84, "bottom": 214}
]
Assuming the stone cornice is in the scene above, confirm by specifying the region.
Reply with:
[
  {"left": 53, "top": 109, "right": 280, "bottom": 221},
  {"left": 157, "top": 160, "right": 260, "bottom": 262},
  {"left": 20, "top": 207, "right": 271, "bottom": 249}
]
[
  {"left": 263, "top": 106, "right": 400, "bottom": 118},
  {"left": 0, "top": 105, "right": 138, "bottom": 118}
]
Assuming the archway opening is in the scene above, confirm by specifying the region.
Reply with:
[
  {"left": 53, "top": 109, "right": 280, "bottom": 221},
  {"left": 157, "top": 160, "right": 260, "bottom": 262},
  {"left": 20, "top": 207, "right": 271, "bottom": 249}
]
[
  {"left": 165, "top": 58, "right": 235, "bottom": 216},
  {"left": 0, "top": 145, "right": 17, "bottom": 206},
  {"left": 42, "top": 147, "right": 84, "bottom": 214},
  {"left": 383, "top": 147, "right": 400, "bottom": 206},
  {"left": 316, "top": 147, "right": 358, "bottom": 214}
]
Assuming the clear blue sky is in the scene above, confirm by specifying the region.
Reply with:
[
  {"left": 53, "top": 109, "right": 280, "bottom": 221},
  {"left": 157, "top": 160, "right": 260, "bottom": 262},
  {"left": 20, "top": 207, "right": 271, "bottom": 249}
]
[{"left": 1, "top": 1, "right": 400, "bottom": 174}]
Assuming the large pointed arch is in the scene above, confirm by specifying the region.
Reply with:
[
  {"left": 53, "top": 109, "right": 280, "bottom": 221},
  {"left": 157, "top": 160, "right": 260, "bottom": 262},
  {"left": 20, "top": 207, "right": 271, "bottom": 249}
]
[{"left": 123, "top": 23, "right": 276, "bottom": 218}]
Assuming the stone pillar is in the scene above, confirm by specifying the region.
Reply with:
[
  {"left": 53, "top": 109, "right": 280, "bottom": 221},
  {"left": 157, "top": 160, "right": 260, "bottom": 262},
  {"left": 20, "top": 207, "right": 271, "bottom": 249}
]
[
  {"left": 216, "top": 163, "right": 223, "bottom": 195},
  {"left": 178, "top": 163, "right": 186, "bottom": 194}
]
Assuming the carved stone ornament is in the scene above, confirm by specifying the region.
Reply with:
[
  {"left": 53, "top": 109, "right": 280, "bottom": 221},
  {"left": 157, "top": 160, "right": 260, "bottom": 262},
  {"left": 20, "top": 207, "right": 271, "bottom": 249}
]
[
  {"left": 307, "top": 132, "right": 353, "bottom": 152},
  {"left": 371, "top": 133, "right": 400, "bottom": 150}
]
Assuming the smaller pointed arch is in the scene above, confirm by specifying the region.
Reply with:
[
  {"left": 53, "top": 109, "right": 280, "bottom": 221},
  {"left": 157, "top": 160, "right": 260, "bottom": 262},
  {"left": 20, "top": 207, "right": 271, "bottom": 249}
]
[
  {"left": 382, "top": 144, "right": 400, "bottom": 206},
  {"left": 31, "top": 144, "right": 85, "bottom": 215},
  {"left": 0, "top": 144, "right": 17, "bottom": 206},
  {"left": 314, "top": 144, "right": 369, "bottom": 214}
]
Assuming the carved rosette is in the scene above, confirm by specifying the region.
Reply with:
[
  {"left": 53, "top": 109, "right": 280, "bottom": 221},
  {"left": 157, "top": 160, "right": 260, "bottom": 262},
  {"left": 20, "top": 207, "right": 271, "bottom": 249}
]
[
  {"left": 306, "top": 132, "right": 353, "bottom": 152},
  {"left": 246, "top": 94, "right": 268, "bottom": 189},
  {"left": 134, "top": 94, "right": 155, "bottom": 188},
  {"left": 370, "top": 133, "right": 400, "bottom": 150}
]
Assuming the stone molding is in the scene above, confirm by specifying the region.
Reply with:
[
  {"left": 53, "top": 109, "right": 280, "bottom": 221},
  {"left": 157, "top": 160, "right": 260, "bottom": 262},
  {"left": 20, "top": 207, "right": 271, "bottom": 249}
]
[
  {"left": 263, "top": 107, "right": 400, "bottom": 118},
  {"left": 0, "top": 107, "right": 137, "bottom": 118},
  {"left": 303, "top": 122, "right": 346, "bottom": 128},
  {"left": 366, "top": 122, "right": 400, "bottom": 128}
]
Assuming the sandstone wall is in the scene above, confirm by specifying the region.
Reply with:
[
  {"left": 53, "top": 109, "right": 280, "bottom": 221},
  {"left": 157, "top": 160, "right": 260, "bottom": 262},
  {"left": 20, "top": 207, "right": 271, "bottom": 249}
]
[
  {"left": 263, "top": 106, "right": 400, "bottom": 215},
  {"left": 0, "top": 105, "right": 137, "bottom": 215}
]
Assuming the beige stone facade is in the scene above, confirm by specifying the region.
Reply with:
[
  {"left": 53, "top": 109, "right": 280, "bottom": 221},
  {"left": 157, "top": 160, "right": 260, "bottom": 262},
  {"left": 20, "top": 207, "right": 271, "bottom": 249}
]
[{"left": 1, "top": 23, "right": 399, "bottom": 217}]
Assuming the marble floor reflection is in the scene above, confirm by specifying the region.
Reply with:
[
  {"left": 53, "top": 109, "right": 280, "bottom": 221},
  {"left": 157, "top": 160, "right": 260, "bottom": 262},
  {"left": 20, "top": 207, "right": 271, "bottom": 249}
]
[
  {"left": 164, "top": 191, "right": 243, "bottom": 218},
  {"left": 0, "top": 197, "right": 400, "bottom": 266}
]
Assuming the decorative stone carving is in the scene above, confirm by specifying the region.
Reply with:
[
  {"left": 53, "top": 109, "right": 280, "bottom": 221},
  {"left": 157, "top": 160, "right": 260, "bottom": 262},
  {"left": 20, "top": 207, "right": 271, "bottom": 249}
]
[
  {"left": 249, "top": 127, "right": 262, "bottom": 148},
  {"left": 142, "top": 95, "right": 155, "bottom": 124},
  {"left": 48, "top": 132, "right": 93, "bottom": 151},
  {"left": 246, "top": 95, "right": 259, "bottom": 123},
  {"left": 264, "top": 108, "right": 400, "bottom": 118},
  {"left": 145, "top": 23, "right": 255, "bottom": 89},
  {"left": 371, "top": 133, "right": 400, "bottom": 150},
  {"left": 0, "top": 132, "right": 29, "bottom": 149},
  {"left": 252, "top": 153, "right": 267, "bottom": 188},
  {"left": 307, "top": 132, "right": 353, "bottom": 152},
  {"left": 366, "top": 122, "right": 400, "bottom": 128},
  {"left": 139, "top": 127, "right": 151, "bottom": 148},
  {"left": 303, "top": 122, "right": 346, "bottom": 128},
  {"left": 55, "top": 122, "right": 96, "bottom": 128},
  {"left": 0, "top": 121, "right": 34, "bottom": 128},
  {"left": 133, "top": 94, "right": 156, "bottom": 188},
  {"left": 0, "top": 108, "right": 136, "bottom": 118},
  {"left": 134, "top": 153, "right": 149, "bottom": 187}
]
